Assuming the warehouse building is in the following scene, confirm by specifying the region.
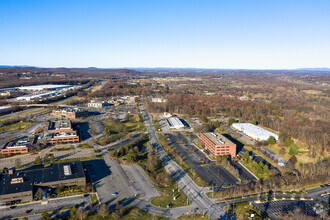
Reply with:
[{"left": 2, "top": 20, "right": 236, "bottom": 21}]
[
  {"left": 1, "top": 136, "right": 37, "bottom": 156},
  {"left": 166, "top": 117, "right": 184, "bottom": 129},
  {"left": 16, "top": 84, "right": 74, "bottom": 91},
  {"left": 200, "top": 132, "right": 236, "bottom": 158},
  {"left": 51, "top": 108, "right": 88, "bottom": 119},
  {"left": 16, "top": 91, "right": 57, "bottom": 101},
  {"left": 0, "top": 161, "right": 86, "bottom": 204},
  {"left": 232, "top": 123, "right": 278, "bottom": 141},
  {"left": 0, "top": 106, "right": 12, "bottom": 113}
]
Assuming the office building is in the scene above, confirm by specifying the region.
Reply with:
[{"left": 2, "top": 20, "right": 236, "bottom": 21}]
[
  {"left": 51, "top": 108, "right": 88, "bottom": 119},
  {"left": 1, "top": 136, "right": 36, "bottom": 156},
  {"left": 0, "top": 161, "right": 86, "bottom": 204},
  {"left": 200, "top": 132, "right": 236, "bottom": 158}
]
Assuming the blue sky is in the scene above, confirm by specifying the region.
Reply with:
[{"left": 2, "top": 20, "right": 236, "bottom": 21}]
[{"left": 0, "top": 0, "right": 329, "bottom": 69}]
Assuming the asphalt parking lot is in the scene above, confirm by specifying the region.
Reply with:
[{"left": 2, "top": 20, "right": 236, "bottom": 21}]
[
  {"left": 167, "top": 133, "right": 239, "bottom": 188},
  {"left": 253, "top": 200, "right": 318, "bottom": 219}
]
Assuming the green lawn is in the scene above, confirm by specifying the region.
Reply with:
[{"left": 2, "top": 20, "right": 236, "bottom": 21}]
[
  {"left": 0, "top": 108, "right": 46, "bottom": 124},
  {"left": 225, "top": 202, "right": 266, "bottom": 220},
  {"left": 95, "top": 119, "right": 145, "bottom": 146},
  {"left": 151, "top": 185, "right": 189, "bottom": 208},
  {"left": 68, "top": 206, "right": 165, "bottom": 220},
  {"left": 0, "top": 121, "right": 36, "bottom": 133},
  {"left": 79, "top": 144, "right": 93, "bottom": 149},
  {"left": 178, "top": 214, "right": 211, "bottom": 220},
  {"left": 54, "top": 96, "right": 82, "bottom": 105}
]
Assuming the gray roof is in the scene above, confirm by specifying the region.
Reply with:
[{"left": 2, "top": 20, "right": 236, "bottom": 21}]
[{"left": 0, "top": 161, "right": 85, "bottom": 196}]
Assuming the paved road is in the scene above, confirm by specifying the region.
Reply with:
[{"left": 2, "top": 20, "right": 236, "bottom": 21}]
[
  {"left": 0, "top": 145, "right": 95, "bottom": 169},
  {"left": 0, "top": 195, "right": 90, "bottom": 219},
  {"left": 139, "top": 101, "right": 226, "bottom": 219}
]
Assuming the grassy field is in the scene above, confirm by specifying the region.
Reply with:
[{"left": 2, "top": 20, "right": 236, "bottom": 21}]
[
  {"left": 90, "top": 81, "right": 106, "bottom": 93},
  {"left": 95, "top": 119, "right": 145, "bottom": 146},
  {"left": 89, "top": 193, "right": 99, "bottom": 205},
  {"left": 0, "top": 121, "right": 36, "bottom": 133},
  {"left": 151, "top": 185, "right": 189, "bottom": 208},
  {"left": 79, "top": 144, "right": 93, "bottom": 149},
  {"left": 243, "top": 145, "right": 283, "bottom": 171},
  {"left": 225, "top": 202, "right": 265, "bottom": 220},
  {"left": 240, "top": 158, "right": 272, "bottom": 180},
  {"left": 178, "top": 214, "right": 211, "bottom": 220},
  {"left": 20, "top": 107, "right": 45, "bottom": 115},
  {"left": 0, "top": 108, "right": 47, "bottom": 124},
  {"left": 265, "top": 143, "right": 315, "bottom": 165},
  {"left": 302, "top": 90, "right": 323, "bottom": 95},
  {"left": 68, "top": 206, "right": 165, "bottom": 220},
  {"left": 54, "top": 95, "right": 82, "bottom": 105}
]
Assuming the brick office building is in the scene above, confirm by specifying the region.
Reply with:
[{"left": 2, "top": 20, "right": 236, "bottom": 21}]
[
  {"left": 1, "top": 136, "right": 37, "bottom": 156},
  {"left": 200, "top": 132, "right": 236, "bottom": 158},
  {"left": 51, "top": 108, "right": 88, "bottom": 119},
  {"left": 41, "top": 119, "right": 79, "bottom": 144},
  {"left": 48, "top": 119, "right": 74, "bottom": 133}
]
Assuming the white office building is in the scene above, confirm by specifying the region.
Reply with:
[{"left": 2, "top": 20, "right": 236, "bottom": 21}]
[
  {"left": 166, "top": 117, "right": 184, "bottom": 129},
  {"left": 88, "top": 100, "right": 108, "bottom": 108},
  {"left": 232, "top": 123, "right": 279, "bottom": 141}
]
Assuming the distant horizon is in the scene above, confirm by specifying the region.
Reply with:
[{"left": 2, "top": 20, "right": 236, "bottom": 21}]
[{"left": 1, "top": 65, "right": 330, "bottom": 71}]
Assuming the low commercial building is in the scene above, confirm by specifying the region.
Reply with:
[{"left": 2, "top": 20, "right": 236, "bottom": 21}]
[
  {"left": 16, "top": 91, "right": 57, "bottom": 101},
  {"left": 51, "top": 108, "right": 88, "bottom": 119},
  {"left": 41, "top": 119, "right": 79, "bottom": 144},
  {"left": 0, "top": 91, "right": 20, "bottom": 97},
  {"left": 1, "top": 136, "right": 36, "bottom": 156},
  {"left": 44, "top": 131, "right": 79, "bottom": 144},
  {"left": 16, "top": 84, "right": 74, "bottom": 91},
  {"left": 0, "top": 106, "right": 12, "bottom": 113},
  {"left": 0, "top": 161, "right": 86, "bottom": 204},
  {"left": 232, "top": 123, "right": 278, "bottom": 141},
  {"left": 151, "top": 97, "right": 167, "bottom": 103},
  {"left": 200, "top": 132, "right": 236, "bottom": 158},
  {"left": 88, "top": 100, "right": 108, "bottom": 108},
  {"left": 166, "top": 117, "right": 184, "bottom": 129},
  {"left": 48, "top": 119, "right": 73, "bottom": 133}
]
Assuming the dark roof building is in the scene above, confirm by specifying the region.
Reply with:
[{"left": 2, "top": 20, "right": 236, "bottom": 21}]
[{"left": 0, "top": 161, "right": 86, "bottom": 204}]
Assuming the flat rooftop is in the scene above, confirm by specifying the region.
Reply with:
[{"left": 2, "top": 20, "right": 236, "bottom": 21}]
[
  {"left": 16, "top": 84, "right": 73, "bottom": 90},
  {"left": 0, "top": 161, "right": 85, "bottom": 196},
  {"left": 53, "top": 108, "right": 87, "bottom": 113},
  {"left": 202, "top": 132, "right": 235, "bottom": 146},
  {"left": 49, "top": 119, "right": 72, "bottom": 130},
  {"left": 2, "top": 136, "right": 36, "bottom": 150}
]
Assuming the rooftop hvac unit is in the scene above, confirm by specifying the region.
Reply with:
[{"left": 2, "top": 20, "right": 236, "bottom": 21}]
[
  {"left": 63, "top": 165, "right": 72, "bottom": 176},
  {"left": 218, "top": 139, "right": 225, "bottom": 144},
  {"left": 11, "top": 177, "right": 24, "bottom": 184},
  {"left": 211, "top": 133, "right": 217, "bottom": 137}
]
